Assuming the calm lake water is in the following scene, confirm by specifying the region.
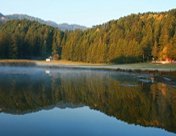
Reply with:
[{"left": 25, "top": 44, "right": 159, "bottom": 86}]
[{"left": 0, "top": 66, "right": 176, "bottom": 136}]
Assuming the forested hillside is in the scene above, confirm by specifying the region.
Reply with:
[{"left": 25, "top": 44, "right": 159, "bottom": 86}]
[
  {"left": 0, "top": 9, "right": 176, "bottom": 63},
  {"left": 0, "top": 20, "right": 64, "bottom": 59}
]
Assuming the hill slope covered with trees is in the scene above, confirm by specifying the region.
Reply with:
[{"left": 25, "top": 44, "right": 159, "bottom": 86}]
[
  {"left": 0, "top": 9, "right": 176, "bottom": 63},
  {"left": 0, "top": 20, "right": 64, "bottom": 59}
]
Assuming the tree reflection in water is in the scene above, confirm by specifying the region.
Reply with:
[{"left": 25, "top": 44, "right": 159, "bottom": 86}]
[{"left": 0, "top": 67, "right": 175, "bottom": 133}]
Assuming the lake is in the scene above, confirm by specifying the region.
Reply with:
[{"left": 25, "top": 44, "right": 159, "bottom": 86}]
[{"left": 0, "top": 66, "right": 175, "bottom": 136}]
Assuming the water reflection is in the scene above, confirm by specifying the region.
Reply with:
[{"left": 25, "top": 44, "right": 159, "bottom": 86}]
[{"left": 0, "top": 67, "right": 175, "bottom": 134}]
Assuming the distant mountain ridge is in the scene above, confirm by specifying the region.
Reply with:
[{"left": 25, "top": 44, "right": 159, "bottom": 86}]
[
  {"left": 0, "top": 13, "right": 87, "bottom": 31},
  {"left": 0, "top": 13, "right": 7, "bottom": 23}
]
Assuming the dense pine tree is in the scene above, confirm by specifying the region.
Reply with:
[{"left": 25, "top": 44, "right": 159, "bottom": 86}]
[{"left": 0, "top": 9, "right": 176, "bottom": 63}]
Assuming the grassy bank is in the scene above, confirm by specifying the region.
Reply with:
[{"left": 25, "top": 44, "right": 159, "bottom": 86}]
[{"left": 0, "top": 60, "right": 176, "bottom": 72}]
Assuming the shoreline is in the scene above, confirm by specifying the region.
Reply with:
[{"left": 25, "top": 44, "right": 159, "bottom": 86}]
[
  {"left": 0, "top": 60, "right": 176, "bottom": 85},
  {"left": 0, "top": 60, "right": 176, "bottom": 73}
]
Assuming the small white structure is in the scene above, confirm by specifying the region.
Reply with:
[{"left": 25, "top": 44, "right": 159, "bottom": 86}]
[
  {"left": 46, "top": 58, "right": 51, "bottom": 62},
  {"left": 46, "top": 56, "right": 52, "bottom": 62}
]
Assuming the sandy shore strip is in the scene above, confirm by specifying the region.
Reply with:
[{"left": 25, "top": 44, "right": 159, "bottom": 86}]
[{"left": 0, "top": 60, "right": 176, "bottom": 72}]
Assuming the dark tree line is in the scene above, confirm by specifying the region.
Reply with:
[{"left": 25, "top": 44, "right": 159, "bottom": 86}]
[
  {"left": 0, "top": 20, "right": 63, "bottom": 59},
  {"left": 0, "top": 9, "right": 176, "bottom": 63}
]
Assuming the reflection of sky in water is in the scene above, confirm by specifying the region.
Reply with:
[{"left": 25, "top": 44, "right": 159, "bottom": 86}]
[
  {"left": 0, "top": 67, "right": 175, "bottom": 136},
  {"left": 0, "top": 107, "right": 175, "bottom": 136}
]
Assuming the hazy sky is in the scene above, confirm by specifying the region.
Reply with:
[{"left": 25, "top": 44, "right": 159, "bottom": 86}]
[{"left": 0, "top": 0, "right": 176, "bottom": 27}]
